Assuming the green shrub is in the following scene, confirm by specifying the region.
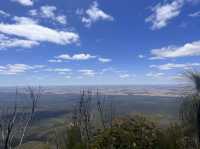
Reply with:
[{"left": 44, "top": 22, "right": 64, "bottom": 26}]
[
  {"left": 157, "top": 123, "right": 187, "bottom": 149},
  {"left": 91, "top": 115, "right": 161, "bottom": 149},
  {"left": 65, "top": 126, "right": 86, "bottom": 149},
  {"left": 90, "top": 115, "right": 189, "bottom": 149}
]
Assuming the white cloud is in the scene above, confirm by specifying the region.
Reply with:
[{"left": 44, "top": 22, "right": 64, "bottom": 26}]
[
  {"left": 189, "top": 11, "right": 200, "bottom": 17},
  {"left": 138, "top": 54, "right": 145, "bottom": 58},
  {"left": 100, "top": 67, "right": 114, "bottom": 75},
  {"left": 11, "top": 0, "right": 34, "bottom": 6},
  {"left": 48, "top": 59, "right": 62, "bottom": 63},
  {"left": 146, "top": 72, "right": 164, "bottom": 78},
  {"left": 29, "top": 6, "right": 67, "bottom": 25},
  {"left": 81, "top": 1, "right": 114, "bottom": 27},
  {"left": 45, "top": 68, "right": 72, "bottom": 77},
  {"left": 0, "top": 64, "right": 44, "bottom": 75},
  {"left": 100, "top": 67, "right": 132, "bottom": 78},
  {"left": 76, "top": 9, "right": 84, "bottom": 16},
  {"left": 119, "top": 74, "right": 130, "bottom": 79},
  {"left": 146, "top": 0, "right": 183, "bottom": 30},
  {"left": 71, "top": 54, "right": 96, "bottom": 60},
  {"left": 55, "top": 54, "right": 71, "bottom": 60},
  {"left": 0, "top": 34, "right": 39, "bottom": 49},
  {"left": 56, "top": 15, "right": 67, "bottom": 24},
  {"left": 40, "top": 5, "right": 56, "bottom": 18},
  {"left": 0, "top": 17, "right": 79, "bottom": 46},
  {"left": 150, "top": 63, "right": 200, "bottom": 70},
  {"left": 56, "top": 53, "right": 96, "bottom": 61},
  {"left": 53, "top": 68, "right": 71, "bottom": 72},
  {"left": 170, "top": 73, "right": 185, "bottom": 81},
  {"left": 79, "top": 69, "right": 96, "bottom": 77},
  {"left": 13, "top": 16, "right": 37, "bottom": 24},
  {"left": 0, "top": 10, "right": 10, "bottom": 17},
  {"left": 98, "top": 57, "right": 112, "bottom": 63},
  {"left": 29, "top": 9, "right": 37, "bottom": 16},
  {"left": 150, "top": 40, "right": 200, "bottom": 59},
  {"left": 46, "top": 68, "right": 71, "bottom": 72}
]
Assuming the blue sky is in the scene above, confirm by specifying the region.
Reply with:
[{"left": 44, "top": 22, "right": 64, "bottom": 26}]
[{"left": 0, "top": 0, "right": 200, "bottom": 86}]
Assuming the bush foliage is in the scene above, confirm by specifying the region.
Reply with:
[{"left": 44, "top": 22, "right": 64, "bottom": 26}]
[{"left": 62, "top": 115, "right": 187, "bottom": 149}]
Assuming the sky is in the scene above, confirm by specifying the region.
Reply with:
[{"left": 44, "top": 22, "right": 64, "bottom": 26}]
[{"left": 0, "top": 0, "right": 200, "bottom": 86}]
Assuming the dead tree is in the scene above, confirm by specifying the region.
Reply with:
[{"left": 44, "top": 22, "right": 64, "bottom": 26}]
[
  {"left": 70, "top": 90, "right": 116, "bottom": 149},
  {"left": 96, "top": 90, "right": 115, "bottom": 129},
  {"left": 71, "top": 90, "right": 93, "bottom": 149},
  {"left": 0, "top": 86, "right": 41, "bottom": 149},
  {"left": 17, "top": 86, "right": 41, "bottom": 148},
  {"left": 96, "top": 91, "right": 106, "bottom": 129}
]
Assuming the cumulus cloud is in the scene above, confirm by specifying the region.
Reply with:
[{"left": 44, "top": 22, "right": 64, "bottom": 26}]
[
  {"left": 47, "top": 68, "right": 72, "bottom": 72},
  {"left": 0, "top": 17, "right": 79, "bottom": 46},
  {"left": 51, "top": 54, "right": 111, "bottom": 63},
  {"left": 40, "top": 6, "right": 56, "bottom": 18},
  {"left": 45, "top": 68, "right": 72, "bottom": 76},
  {"left": 98, "top": 57, "right": 112, "bottom": 63},
  {"left": 150, "top": 63, "right": 200, "bottom": 70},
  {"left": 11, "top": 0, "right": 34, "bottom": 6},
  {"left": 56, "top": 15, "right": 67, "bottom": 24},
  {"left": 0, "top": 64, "right": 44, "bottom": 75},
  {"left": 29, "top": 9, "right": 37, "bottom": 16},
  {"left": 138, "top": 54, "right": 145, "bottom": 58},
  {"left": 48, "top": 59, "right": 62, "bottom": 63},
  {"left": 119, "top": 74, "right": 130, "bottom": 79},
  {"left": 79, "top": 69, "right": 96, "bottom": 77},
  {"left": 29, "top": 6, "right": 67, "bottom": 25},
  {"left": 146, "top": 72, "right": 164, "bottom": 78},
  {"left": 13, "top": 16, "right": 37, "bottom": 24},
  {"left": 170, "top": 73, "right": 185, "bottom": 81},
  {"left": 150, "top": 40, "right": 200, "bottom": 59},
  {"left": 146, "top": 0, "right": 183, "bottom": 30},
  {"left": 0, "top": 10, "right": 10, "bottom": 17},
  {"left": 81, "top": 1, "right": 114, "bottom": 27},
  {"left": 0, "top": 34, "right": 39, "bottom": 49},
  {"left": 55, "top": 53, "right": 96, "bottom": 61},
  {"left": 100, "top": 67, "right": 115, "bottom": 75},
  {"left": 189, "top": 11, "right": 200, "bottom": 17}
]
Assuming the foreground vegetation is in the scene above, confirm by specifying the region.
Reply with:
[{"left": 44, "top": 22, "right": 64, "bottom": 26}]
[{"left": 1, "top": 71, "right": 200, "bottom": 149}]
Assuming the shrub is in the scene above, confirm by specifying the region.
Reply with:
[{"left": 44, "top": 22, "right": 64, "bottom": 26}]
[
  {"left": 91, "top": 115, "right": 162, "bottom": 149},
  {"left": 157, "top": 123, "right": 187, "bottom": 149}
]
